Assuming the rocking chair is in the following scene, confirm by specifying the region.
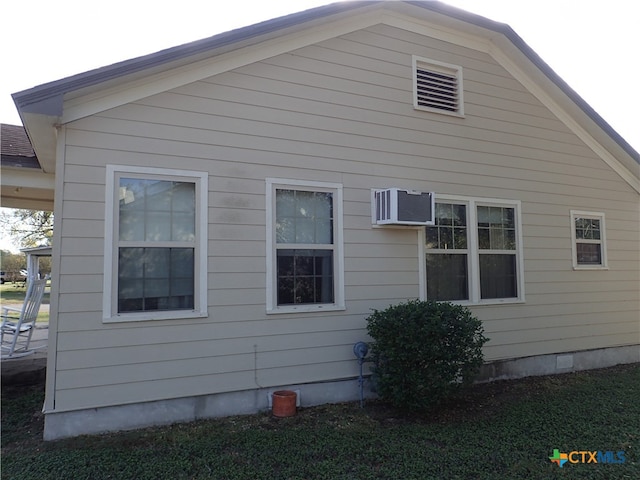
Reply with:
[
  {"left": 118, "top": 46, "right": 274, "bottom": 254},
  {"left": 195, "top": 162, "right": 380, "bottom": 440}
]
[{"left": 1, "top": 278, "right": 47, "bottom": 359}]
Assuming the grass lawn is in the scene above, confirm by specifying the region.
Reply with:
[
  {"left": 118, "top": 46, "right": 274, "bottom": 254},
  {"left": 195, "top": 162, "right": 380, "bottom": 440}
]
[
  {"left": 1, "top": 363, "right": 638, "bottom": 479},
  {"left": 0, "top": 283, "right": 50, "bottom": 323}
]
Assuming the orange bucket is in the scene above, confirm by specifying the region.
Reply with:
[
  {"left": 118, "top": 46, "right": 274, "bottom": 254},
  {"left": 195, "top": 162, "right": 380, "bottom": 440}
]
[{"left": 272, "top": 390, "right": 297, "bottom": 417}]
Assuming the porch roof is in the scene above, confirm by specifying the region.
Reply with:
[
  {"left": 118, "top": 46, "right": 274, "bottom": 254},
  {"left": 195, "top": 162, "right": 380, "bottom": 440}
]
[{"left": 0, "top": 124, "right": 54, "bottom": 211}]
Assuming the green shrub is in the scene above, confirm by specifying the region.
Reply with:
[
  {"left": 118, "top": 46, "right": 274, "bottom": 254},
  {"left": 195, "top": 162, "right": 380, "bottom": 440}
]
[{"left": 366, "top": 299, "right": 489, "bottom": 410}]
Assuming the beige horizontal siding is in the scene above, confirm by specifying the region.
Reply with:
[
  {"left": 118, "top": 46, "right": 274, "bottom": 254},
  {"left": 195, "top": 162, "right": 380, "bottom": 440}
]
[
  {"left": 53, "top": 22, "right": 639, "bottom": 411},
  {"left": 57, "top": 314, "right": 367, "bottom": 349},
  {"left": 57, "top": 345, "right": 359, "bottom": 393},
  {"left": 54, "top": 371, "right": 258, "bottom": 411},
  {"left": 64, "top": 123, "right": 626, "bottom": 203},
  {"left": 58, "top": 256, "right": 103, "bottom": 276},
  {"left": 476, "top": 301, "right": 638, "bottom": 324},
  {"left": 56, "top": 329, "right": 367, "bottom": 370}
]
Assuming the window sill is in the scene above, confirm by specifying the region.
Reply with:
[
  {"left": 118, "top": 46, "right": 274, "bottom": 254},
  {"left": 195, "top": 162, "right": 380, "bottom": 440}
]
[
  {"left": 437, "top": 298, "right": 525, "bottom": 307},
  {"left": 266, "top": 304, "right": 346, "bottom": 315},
  {"left": 103, "top": 310, "right": 208, "bottom": 323},
  {"left": 474, "top": 298, "right": 526, "bottom": 306},
  {"left": 573, "top": 265, "right": 609, "bottom": 271}
]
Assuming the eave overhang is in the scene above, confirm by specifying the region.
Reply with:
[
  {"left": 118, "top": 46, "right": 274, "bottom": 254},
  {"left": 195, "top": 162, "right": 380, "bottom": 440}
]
[{"left": 12, "top": 0, "right": 639, "bottom": 190}]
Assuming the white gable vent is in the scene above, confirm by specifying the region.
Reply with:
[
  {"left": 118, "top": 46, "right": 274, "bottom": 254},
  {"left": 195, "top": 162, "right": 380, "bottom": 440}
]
[
  {"left": 374, "top": 188, "right": 435, "bottom": 226},
  {"left": 413, "top": 56, "right": 463, "bottom": 116}
]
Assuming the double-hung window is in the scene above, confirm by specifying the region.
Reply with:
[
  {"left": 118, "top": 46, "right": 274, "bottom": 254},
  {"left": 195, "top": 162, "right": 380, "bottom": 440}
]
[
  {"left": 103, "top": 166, "right": 208, "bottom": 321},
  {"left": 425, "top": 202, "right": 469, "bottom": 301},
  {"left": 570, "top": 211, "right": 607, "bottom": 269},
  {"left": 266, "top": 179, "right": 344, "bottom": 313},
  {"left": 424, "top": 196, "right": 524, "bottom": 304}
]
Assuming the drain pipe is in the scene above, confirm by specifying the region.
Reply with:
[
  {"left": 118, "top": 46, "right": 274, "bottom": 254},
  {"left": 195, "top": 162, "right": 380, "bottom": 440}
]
[{"left": 353, "top": 341, "right": 371, "bottom": 408}]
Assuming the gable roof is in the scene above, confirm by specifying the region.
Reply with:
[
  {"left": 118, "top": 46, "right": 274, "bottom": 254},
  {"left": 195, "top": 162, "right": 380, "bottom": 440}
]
[{"left": 12, "top": 0, "right": 640, "bottom": 190}]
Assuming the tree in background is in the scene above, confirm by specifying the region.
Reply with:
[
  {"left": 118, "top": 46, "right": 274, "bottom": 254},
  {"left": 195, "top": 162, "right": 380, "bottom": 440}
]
[
  {"left": 0, "top": 249, "right": 27, "bottom": 282},
  {"left": 0, "top": 209, "right": 53, "bottom": 248}
]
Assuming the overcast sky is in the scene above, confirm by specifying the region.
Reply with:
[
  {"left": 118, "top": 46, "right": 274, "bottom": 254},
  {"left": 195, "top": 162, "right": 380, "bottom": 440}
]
[{"left": 1, "top": 0, "right": 638, "bottom": 250}]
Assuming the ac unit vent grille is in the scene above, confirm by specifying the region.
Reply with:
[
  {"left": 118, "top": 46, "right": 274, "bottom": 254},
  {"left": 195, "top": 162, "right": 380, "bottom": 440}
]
[{"left": 373, "top": 188, "right": 434, "bottom": 226}]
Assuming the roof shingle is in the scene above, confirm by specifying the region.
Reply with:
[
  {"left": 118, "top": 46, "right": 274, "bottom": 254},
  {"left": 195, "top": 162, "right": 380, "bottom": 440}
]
[{"left": 1, "top": 123, "right": 39, "bottom": 168}]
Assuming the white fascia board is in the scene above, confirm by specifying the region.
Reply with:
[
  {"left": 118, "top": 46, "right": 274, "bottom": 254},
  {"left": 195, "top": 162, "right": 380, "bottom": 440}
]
[
  {"left": 1, "top": 168, "right": 55, "bottom": 210},
  {"left": 19, "top": 112, "right": 58, "bottom": 174},
  {"left": 1, "top": 197, "right": 54, "bottom": 211},
  {"left": 1, "top": 168, "right": 55, "bottom": 190},
  {"left": 381, "top": 9, "right": 493, "bottom": 54}
]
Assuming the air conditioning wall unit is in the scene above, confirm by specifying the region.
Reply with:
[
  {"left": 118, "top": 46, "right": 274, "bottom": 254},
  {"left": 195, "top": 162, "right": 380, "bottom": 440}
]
[{"left": 373, "top": 188, "right": 435, "bottom": 226}]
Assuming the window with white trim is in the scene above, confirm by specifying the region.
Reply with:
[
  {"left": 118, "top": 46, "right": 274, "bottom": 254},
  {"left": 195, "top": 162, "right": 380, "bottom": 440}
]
[
  {"left": 424, "top": 197, "right": 524, "bottom": 304},
  {"left": 570, "top": 211, "right": 607, "bottom": 269},
  {"left": 477, "top": 205, "right": 518, "bottom": 299},
  {"left": 425, "top": 202, "right": 469, "bottom": 301},
  {"left": 103, "top": 166, "right": 208, "bottom": 321},
  {"left": 413, "top": 55, "right": 464, "bottom": 116},
  {"left": 266, "top": 179, "right": 344, "bottom": 313}
]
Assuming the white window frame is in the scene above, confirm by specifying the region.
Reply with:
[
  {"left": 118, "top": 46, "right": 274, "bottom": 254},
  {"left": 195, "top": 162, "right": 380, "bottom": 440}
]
[
  {"left": 420, "top": 195, "right": 525, "bottom": 305},
  {"left": 570, "top": 210, "right": 608, "bottom": 270},
  {"left": 412, "top": 55, "right": 464, "bottom": 117},
  {"left": 103, "top": 165, "right": 208, "bottom": 322},
  {"left": 266, "top": 178, "right": 345, "bottom": 314}
]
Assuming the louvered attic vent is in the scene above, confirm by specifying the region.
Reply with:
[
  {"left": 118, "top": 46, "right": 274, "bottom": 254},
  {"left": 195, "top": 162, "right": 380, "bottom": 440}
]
[{"left": 413, "top": 56, "right": 463, "bottom": 116}]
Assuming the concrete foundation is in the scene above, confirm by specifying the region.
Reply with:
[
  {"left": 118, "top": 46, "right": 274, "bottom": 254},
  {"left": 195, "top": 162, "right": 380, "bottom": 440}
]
[
  {"left": 477, "top": 344, "right": 639, "bottom": 382},
  {"left": 44, "top": 377, "right": 374, "bottom": 440},
  {"left": 43, "top": 344, "right": 638, "bottom": 440}
]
